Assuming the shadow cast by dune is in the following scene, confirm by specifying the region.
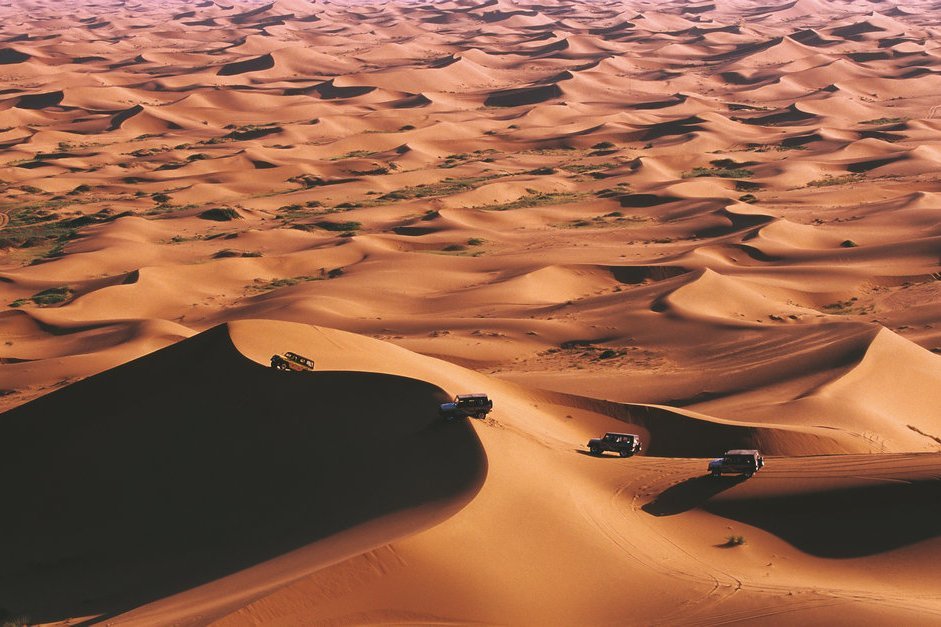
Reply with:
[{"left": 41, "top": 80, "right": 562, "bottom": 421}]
[
  {"left": 704, "top": 481, "right": 941, "bottom": 557},
  {"left": 643, "top": 475, "right": 747, "bottom": 516},
  {"left": 0, "top": 325, "right": 486, "bottom": 622}
]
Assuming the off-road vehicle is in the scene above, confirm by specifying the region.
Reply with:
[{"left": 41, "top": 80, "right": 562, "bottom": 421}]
[
  {"left": 708, "top": 449, "right": 764, "bottom": 477},
  {"left": 439, "top": 393, "right": 493, "bottom": 420},
  {"left": 270, "top": 351, "right": 315, "bottom": 372},
  {"left": 588, "top": 432, "right": 642, "bottom": 457}
]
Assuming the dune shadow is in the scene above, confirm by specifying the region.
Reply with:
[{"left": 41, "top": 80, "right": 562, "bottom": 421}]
[
  {"left": 0, "top": 325, "right": 487, "bottom": 622},
  {"left": 643, "top": 475, "right": 747, "bottom": 516},
  {"left": 704, "top": 481, "right": 941, "bottom": 557}
]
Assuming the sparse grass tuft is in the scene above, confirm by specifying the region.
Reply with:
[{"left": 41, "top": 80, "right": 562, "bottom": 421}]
[
  {"left": 476, "top": 191, "right": 584, "bottom": 212},
  {"left": 808, "top": 173, "right": 864, "bottom": 187},
  {"left": 725, "top": 535, "right": 746, "bottom": 547},
  {"left": 315, "top": 220, "right": 360, "bottom": 232},
  {"left": 684, "top": 166, "right": 753, "bottom": 179},
  {"left": 198, "top": 207, "right": 241, "bottom": 221},
  {"left": 10, "top": 286, "right": 73, "bottom": 308},
  {"left": 860, "top": 117, "right": 905, "bottom": 125},
  {"left": 331, "top": 150, "right": 375, "bottom": 160},
  {"left": 249, "top": 275, "right": 322, "bottom": 292}
]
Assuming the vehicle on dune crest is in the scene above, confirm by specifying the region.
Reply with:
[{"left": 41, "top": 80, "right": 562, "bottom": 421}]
[
  {"left": 708, "top": 449, "right": 764, "bottom": 477},
  {"left": 440, "top": 393, "right": 493, "bottom": 420},
  {"left": 588, "top": 432, "right": 642, "bottom": 457},
  {"left": 270, "top": 351, "right": 315, "bottom": 372}
]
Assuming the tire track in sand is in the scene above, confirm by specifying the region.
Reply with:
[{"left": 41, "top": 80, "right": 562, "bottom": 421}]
[{"left": 575, "top": 456, "right": 941, "bottom": 625}]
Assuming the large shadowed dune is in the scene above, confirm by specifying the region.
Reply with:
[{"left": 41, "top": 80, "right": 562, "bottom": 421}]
[{"left": 0, "top": 323, "right": 486, "bottom": 623}]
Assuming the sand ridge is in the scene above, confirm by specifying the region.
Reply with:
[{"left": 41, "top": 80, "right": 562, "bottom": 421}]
[{"left": 2, "top": 0, "right": 941, "bottom": 624}]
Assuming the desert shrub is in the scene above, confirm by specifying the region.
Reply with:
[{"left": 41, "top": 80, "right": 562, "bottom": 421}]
[
  {"left": 840, "top": 240, "right": 858, "bottom": 248},
  {"left": 467, "top": 238, "right": 485, "bottom": 246},
  {"left": 478, "top": 191, "right": 583, "bottom": 212},
  {"left": 151, "top": 193, "right": 171, "bottom": 203},
  {"left": 808, "top": 174, "right": 864, "bottom": 187},
  {"left": 860, "top": 117, "right": 905, "bottom": 125},
  {"left": 591, "top": 141, "right": 616, "bottom": 149},
  {"left": 738, "top": 194, "right": 757, "bottom": 203},
  {"left": 10, "top": 286, "right": 72, "bottom": 307},
  {"left": 198, "top": 208, "right": 241, "bottom": 221},
  {"left": 315, "top": 220, "right": 360, "bottom": 232},
  {"left": 684, "top": 166, "right": 753, "bottom": 179},
  {"left": 725, "top": 535, "right": 746, "bottom": 546},
  {"left": 212, "top": 249, "right": 261, "bottom": 258}
]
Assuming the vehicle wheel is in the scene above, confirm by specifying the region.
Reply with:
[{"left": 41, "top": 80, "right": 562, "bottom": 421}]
[
  {"left": 711, "top": 471, "right": 720, "bottom": 478},
  {"left": 745, "top": 472, "right": 754, "bottom": 478},
  {"left": 590, "top": 447, "right": 600, "bottom": 455},
  {"left": 619, "top": 450, "right": 630, "bottom": 458},
  {"left": 476, "top": 412, "right": 485, "bottom": 419}
]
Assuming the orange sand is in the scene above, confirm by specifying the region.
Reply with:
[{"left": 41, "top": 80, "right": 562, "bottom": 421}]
[{"left": 1, "top": 0, "right": 940, "bottom": 624}]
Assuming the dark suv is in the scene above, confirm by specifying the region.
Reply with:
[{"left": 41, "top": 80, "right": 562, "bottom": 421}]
[
  {"left": 708, "top": 450, "right": 764, "bottom": 477},
  {"left": 439, "top": 394, "right": 493, "bottom": 420},
  {"left": 588, "top": 432, "right": 642, "bottom": 457}
]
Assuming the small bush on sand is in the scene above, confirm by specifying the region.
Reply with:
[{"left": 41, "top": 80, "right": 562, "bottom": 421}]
[
  {"left": 725, "top": 535, "right": 746, "bottom": 547},
  {"left": 198, "top": 207, "right": 241, "bottom": 221},
  {"left": 807, "top": 174, "right": 864, "bottom": 187},
  {"left": 315, "top": 220, "right": 360, "bottom": 232},
  {"left": 9, "top": 286, "right": 72, "bottom": 307}
]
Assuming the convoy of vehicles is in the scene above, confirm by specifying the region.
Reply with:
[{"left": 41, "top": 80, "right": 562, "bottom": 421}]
[{"left": 268, "top": 356, "right": 765, "bottom": 480}]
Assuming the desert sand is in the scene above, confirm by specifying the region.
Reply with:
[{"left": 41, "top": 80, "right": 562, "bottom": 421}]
[{"left": 1, "top": 0, "right": 941, "bottom": 624}]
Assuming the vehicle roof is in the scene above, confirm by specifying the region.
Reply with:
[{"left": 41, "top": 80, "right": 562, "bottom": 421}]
[
  {"left": 605, "top": 432, "right": 638, "bottom": 437},
  {"left": 285, "top": 351, "right": 312, "bottom": 360},
  {"left": 725, "top": 449, "right": 760, "bottom": 455},
  {"left": 456, "top": 393, "right": 489, "bottom": 399}
]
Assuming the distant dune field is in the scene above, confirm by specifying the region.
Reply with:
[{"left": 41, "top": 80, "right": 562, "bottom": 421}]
[{"left": 1, "top": 0, "right": 940, "bottom": 624}]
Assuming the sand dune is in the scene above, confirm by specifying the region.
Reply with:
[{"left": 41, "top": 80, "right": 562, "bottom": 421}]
[{"left": 2, "top": 0, "right": 941, "bottom": 624}]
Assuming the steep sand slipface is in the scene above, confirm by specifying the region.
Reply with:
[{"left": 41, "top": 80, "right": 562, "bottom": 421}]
[
  {"left": 2, "top": 0, "right": 941, "bottom": 623},
  {"left": 0, "top": 323, "right": 486, "bottom": 623}
]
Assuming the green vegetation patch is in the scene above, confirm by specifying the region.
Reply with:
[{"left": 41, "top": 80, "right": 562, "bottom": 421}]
[
  {"left": 807, "top": 174, "right": 865, "bottom": 187},
  {"left": 562, "top": 163, "right": 615, "bottom": 174},
  {"left": 10, "top": 286, "right": 73, "bottom": 307},
  {"left": 860, "top": 117, "right": 906, "bottom": 125},
  {"left": 331, "top": 150, "right": 376, "bottom": 160},
  {"left": 198, "top": 207, "right": 241, "bottom": 221},
  {"left": 683, "top": 159, "right": 755, "bottom": 178},
  {"left": 249, "top": 269, "right": 344, "bottom": 292},
  {"left": 315, "top": 220, "right": 360, "bottom": 232},
  {"left": 476, "top": 191, "right": 584, "bottom": 212},
  {"left": 379, "top": 174, "right": 506, "bottom": 202}
]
